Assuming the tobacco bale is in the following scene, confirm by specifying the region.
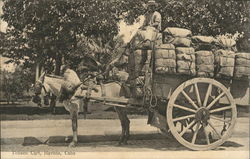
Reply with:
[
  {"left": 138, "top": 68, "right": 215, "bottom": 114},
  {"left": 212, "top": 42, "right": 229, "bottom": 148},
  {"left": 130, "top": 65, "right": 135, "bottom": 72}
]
[
  {"left": 234, "top": 66, "right": 250, "bottom": 79},
  {"left": 235, "top": 53, "right": 250, "bottom": 60},
  {"left": 164, "top": 37, "right": 191, "bottom": 47},
  {"left": 155, "top": 49, "right": 176, "bottom": 59},
  {"left": 235, "top": 58, "right": 250, "bottom": 67},
  {"left": 155, "top": 67, "right": 176, "bottom": 74},
  {"left": 197, "top": 72, "right": 214, "bottom": 77},
  {"left": 196, "top": 51, "right": 214, "bottom": 65},
  {"left": 196, "top": 64, "right": 214, "bottom": 72},
  {"left": 176, "top": 47, "right": 195, "bottom": 55},
  {"left": 192, "top": 36, "right": 215, "bottom": 44},
  {"left": 163, "top": 27, "right": 192, "bottom": 37},
  {"left": 177, "top": 68, "right": 196, "bottom": 76},
  {"left": 177, "top": 54, "right": 195, "bottom": 61},
  {"left": 155, "top": 59, "right": 176, "bottom": 67},
  {"left": 155, "top": 43, "right": 175, "bottom": 50}
]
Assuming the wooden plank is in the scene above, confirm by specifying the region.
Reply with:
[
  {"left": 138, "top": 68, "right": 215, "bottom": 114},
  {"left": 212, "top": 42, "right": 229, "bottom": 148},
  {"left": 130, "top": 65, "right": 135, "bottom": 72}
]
[{"left": 89, "top": 96, "right": 129, "bottom": 103}]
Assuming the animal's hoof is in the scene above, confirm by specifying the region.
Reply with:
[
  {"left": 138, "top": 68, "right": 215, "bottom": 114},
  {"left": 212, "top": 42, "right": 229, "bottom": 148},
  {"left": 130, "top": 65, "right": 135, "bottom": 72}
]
[
  {"left": 68, "top": 141, "right": 77, "bottom": 147},
  {"left": 65, "top": 137, "right": 70, "bottom": 142}
]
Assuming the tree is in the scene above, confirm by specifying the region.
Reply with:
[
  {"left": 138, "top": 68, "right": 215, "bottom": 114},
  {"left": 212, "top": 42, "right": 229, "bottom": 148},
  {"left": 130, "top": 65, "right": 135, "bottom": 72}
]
[
  {"left": 118, "top": 0, "right": 250, "bottom": 52},
  {"left": 1, "top": 0, "right": 132, "bottom": 74},
  {"left": 0, "top": 66, "right": 34, "bottom": 103}
]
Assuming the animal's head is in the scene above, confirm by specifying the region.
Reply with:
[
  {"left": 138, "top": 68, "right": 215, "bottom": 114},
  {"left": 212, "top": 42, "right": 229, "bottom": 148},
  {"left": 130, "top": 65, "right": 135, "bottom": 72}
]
[{"left": 32, "top": 72, "right": 46, "bottom": 105}]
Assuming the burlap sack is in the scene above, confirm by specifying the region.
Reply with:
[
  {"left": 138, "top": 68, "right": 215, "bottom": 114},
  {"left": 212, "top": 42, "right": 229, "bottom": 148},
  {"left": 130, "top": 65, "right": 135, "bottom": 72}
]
[
  {"left": 235, "top": 58, "right": 250, "bottom": 67},
  {"left": 177, "top": 54, "right": 195, "bottom": 62},
  {"left": 155, "top": 59, "right": 176, "bottom": 67},
  {"left": 177, "top": 60, "right": 195, "bottom": 69},
  {"left": 155, "top": 67, "right": 176, "bottom": 74},
  {"left": 155, "top": 43, "right": 175, "bottom": 50},
  {"left": 215, "top": 66, "right": 234, "bottom": 78},
  {"left": 195, "top": 50, "right": 214, "bottom": 57},
  {"left": 196, "top": 56, "right": 214, "bottom": 65},
  {"left": 196, "top": 64, "right": 214, "bottom": 72},
  {"left": 215, "top": 57, "right": 235, "bottom": 67},
  {"left": 193, "top": 43, "right": 215, "bottom": 51},
  {"left": 234, "top": 66, "right": 250, "bottom": 79},
  {"left": 214, "top": 50, "right": 235, "bottom": 67},
  {"left": 235, "top": 53, "right": 250, "bottom": 60},
  {"left": 164, "top": 37, "right": 191, "bottom": 47},
  {"left": 214, "top": 49, "right": 235, "bottom": 58},
  {"left": 192, "top": 36, "right": 215, "bottom": 44},
  {"left": 197, "top": 72, "right": 214, "bottom": 77},
  {"left": 176, "top": 47, "right": 195, "bottom": 55},
  {"left": 163, "top": 27, "right": 192, "bottom": 37},
  {"left": 177, "top": 68, "right": 196, "bottom": 76},
  {"left": 155, "top": 49, "right": 176, "bottom": 59}
]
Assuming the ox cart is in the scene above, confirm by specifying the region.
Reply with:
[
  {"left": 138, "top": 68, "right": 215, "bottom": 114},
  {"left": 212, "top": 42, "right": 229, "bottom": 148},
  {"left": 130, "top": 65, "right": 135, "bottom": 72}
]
[
  {"left": 85, "top": 52, "right": 249, "bottom": 151},
  {"left": 88, "top": 74, "right": 249, "bottom": 150},
  {"left": 78, "top": 28, "right": 250, "bottom": 151}
]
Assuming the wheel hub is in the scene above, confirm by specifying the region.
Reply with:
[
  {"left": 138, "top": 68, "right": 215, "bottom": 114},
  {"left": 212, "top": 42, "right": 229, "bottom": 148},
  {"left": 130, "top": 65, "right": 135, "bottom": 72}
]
[{"left": 195, "top": 108, "right": 210, "bottom": 122}]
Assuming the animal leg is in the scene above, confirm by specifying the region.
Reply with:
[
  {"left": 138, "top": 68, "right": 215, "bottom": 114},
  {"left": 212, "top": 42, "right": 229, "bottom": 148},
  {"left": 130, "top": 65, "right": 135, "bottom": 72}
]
[
  {"left": 115, "top": 107, "right": 126, "bottom": 145},
  {"left": 115, "top": 107, "right": 130, "bottom": 145},
  {"left": 69, "top": 110, "right": 78, "bottom": 147},
  {"left": 123, "top": 115, "right": 130, "bottom": 145}
]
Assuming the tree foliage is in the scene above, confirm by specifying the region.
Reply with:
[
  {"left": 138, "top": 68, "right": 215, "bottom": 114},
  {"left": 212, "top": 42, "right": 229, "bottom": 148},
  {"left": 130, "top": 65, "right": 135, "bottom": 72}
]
[
  {"left": 0, "top": 66, "right": 34, "bottom": 103},
  {"left": 121, "top": 0, "right": 250, "bottom": 51},
  {"left": 1, "top": 0, "right": 135, "bottom": 73},
  {"left": 1, "top": 0, "right": 249, "bottom": 74}
]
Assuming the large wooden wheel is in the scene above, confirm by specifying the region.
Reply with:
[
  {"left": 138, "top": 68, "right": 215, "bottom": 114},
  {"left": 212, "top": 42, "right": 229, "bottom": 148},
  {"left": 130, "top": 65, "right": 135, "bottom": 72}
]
[{"left": 166, "top": 78, "right": 237, "bottom": 150}]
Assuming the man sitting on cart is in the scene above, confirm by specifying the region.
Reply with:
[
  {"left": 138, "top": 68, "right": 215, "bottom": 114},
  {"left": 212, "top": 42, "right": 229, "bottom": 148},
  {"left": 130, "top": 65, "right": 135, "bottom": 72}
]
[{"left": 108, "top": 0, "right": 162, "bottom": 97}]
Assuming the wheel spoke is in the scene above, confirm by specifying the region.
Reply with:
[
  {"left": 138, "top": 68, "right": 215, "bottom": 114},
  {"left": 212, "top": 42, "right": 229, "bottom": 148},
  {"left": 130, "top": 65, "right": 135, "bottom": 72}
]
[
  {"left": 208, "top": 120, "right": 222, "bottom": 139},
  {"left": 173, "top": 104, "right": 196, "bottom": 113},
  {"left": 173, "top": 114, "right": 196, "bottom": 122},
  {"left": 180, "top": 120, "right": 196, "bottom": 136},
  {"left": 194, "top": 83, "right": 202, "bottom": 107},
  {"left": 206, "top": 92, "right": 225, "bottom": 110},
  {"left": 191, "top": 122, "right": 200, "bottom": 144},
  {"left": 202, "top": 123, "right": 210, "bottom": 144},
  {"left": 210, "top": 106, "right": 232, "bottom": 113},
  {"left": 210, "top": 115, "right": 231, "bottom": 124},
  {"left": 203, "top": 83, "right": 212, "bottom": 107},
  {"left": 181, "top": 90, "right": 199, "bottom": 110}
]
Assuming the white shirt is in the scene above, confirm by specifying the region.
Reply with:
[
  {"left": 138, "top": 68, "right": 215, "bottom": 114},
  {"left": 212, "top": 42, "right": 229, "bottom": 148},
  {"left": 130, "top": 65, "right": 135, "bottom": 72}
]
[{"left": 63, "top": 69, "right": 81, "bottom": 85}]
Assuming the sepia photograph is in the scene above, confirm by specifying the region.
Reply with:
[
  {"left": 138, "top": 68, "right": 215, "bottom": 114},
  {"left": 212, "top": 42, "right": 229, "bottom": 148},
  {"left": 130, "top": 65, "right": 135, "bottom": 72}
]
[{"left": 0, "top": 0, "right": 249, "bottom": 159}]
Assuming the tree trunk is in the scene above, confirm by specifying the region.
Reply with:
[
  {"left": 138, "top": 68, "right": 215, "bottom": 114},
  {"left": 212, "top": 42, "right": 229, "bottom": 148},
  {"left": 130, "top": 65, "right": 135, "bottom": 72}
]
[{"left": 50, "top": 54, "right": 62, "bottom": 114}]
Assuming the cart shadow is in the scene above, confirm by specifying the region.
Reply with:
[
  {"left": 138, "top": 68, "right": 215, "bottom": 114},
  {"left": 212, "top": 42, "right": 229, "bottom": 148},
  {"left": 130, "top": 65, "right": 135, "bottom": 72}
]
[{"left": 22, "top": 133, "right": 244, "bottom": 151}]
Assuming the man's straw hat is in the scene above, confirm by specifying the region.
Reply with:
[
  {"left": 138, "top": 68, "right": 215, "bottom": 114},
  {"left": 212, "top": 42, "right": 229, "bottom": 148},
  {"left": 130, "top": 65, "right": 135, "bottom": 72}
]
[{"left": 146, "top": 0, "right": 158, "bottom": 7}]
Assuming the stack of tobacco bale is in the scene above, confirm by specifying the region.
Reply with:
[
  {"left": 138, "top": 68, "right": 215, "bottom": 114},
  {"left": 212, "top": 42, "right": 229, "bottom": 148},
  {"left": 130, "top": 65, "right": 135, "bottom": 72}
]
[
  {"left": 213, "top": 37, "right": 237, "bottom": 79},
  {"left": 154, "top": 44, "right": 176, "bottom": 74},
  {"left": 163, "top": 27, "right": 195, "bottom": 76},
  {"left": 214, "top": 49, "right": 235, "bottom": 79},
  {"left": 192, "top": 36, "right": 216, "bottom": 77},
  {"left": 195, "top": 50, "right": 215, "bottom": 77},
  {"left": 234, "top": 53, "right": 250, "bottom": 80},
  {"left": 176, "top": 47, "right": 196, "bottom": 76}
]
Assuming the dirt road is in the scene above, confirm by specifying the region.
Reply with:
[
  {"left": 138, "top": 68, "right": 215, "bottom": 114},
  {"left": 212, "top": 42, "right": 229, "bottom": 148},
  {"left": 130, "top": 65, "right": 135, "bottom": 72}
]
[{"left": 1, "top": 117, "right": 249, "bottom": 159}]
